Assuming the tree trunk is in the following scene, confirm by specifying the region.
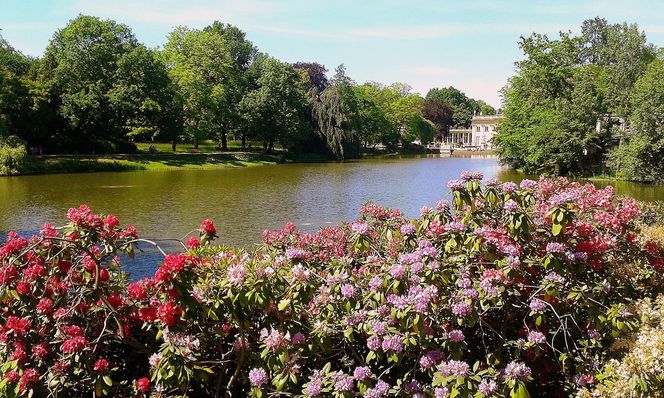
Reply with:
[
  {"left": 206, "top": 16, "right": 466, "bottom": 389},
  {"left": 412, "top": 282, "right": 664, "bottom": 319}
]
[
  {"left": 241, "top": 133, "right": 246, "bottom": 150},
  {"left": 221, "top": 133, "right": 228, "bottom": 151},
  {"left": 172, "top": 140, "right": 177, "bottom": 152}
]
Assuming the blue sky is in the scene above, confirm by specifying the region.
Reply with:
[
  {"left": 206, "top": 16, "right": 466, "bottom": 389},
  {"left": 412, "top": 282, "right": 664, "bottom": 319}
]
[{"left": 1, "top": 0, "right": 663, "bottom": 107}]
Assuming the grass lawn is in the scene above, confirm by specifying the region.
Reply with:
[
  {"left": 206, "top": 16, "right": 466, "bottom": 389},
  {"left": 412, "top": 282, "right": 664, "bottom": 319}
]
[{"left": 19, "top": 151, "right": 282, "bottom": 175}]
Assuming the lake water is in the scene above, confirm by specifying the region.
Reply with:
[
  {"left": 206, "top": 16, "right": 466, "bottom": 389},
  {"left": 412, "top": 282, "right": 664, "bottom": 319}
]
[{"left": 2, "top": 154, "right": 662, "bottom": 278}]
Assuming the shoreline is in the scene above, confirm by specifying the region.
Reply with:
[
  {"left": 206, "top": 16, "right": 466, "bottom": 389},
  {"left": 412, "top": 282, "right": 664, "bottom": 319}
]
[{"left": 4, "top": 147, "right": 500, "bottom": 177}]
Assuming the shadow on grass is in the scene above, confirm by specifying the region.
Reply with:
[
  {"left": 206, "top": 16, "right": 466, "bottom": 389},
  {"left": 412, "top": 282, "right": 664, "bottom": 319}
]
[
  {"left": 19, "top": 158, "right": 145, "bottom": 175},
  {"left": 16, "top": 152, "right": 283, "bottom": 175}
]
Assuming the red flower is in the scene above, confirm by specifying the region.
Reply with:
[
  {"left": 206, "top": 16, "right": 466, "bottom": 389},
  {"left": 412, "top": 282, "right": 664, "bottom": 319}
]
[
  {"left": 36, "top": 297, "right": 54, "bottom": 314},
  {"left": 98, "top": 267, "right": 110, "bottom": 282},
  {"left": 157, "top": 301, "right": 182, "bottom": 327},
  {"left": 16, "top": 282, "right": 32, "bottom": 296},
  {"left": 186, "top": 236, "right": 200, "bottom": 249},
  {"left": 200, "top": 219, "right": 217, "bottom": 236},
  {"left": 135, "top": 377, "right": 151, "bottom": 393},
  {"left": 128, "top": 282, "right": 148, "bottom": 300},
  {"left": 3, "top": 370, "right": 19, "bottom": 383},
  {"left": 6, "top": 316, "right": 31, "bottom": 337},
  {"left": 94, "top": 358, "right": 110, "bottom": 373},
  {"left": 139, "top": 306, "right": 158, "bottom": 323},
  {"left": 31, "top": 342, "right": 50, "bottom": 360},
  {"left": 62, "top": 335, "right": 88, "bottom": 354},
  {"left": 104, "top": 214, "right": 119, "bottom": 229},
  {"left": 19, "top": 369, "right": 40, "bottom": 392}
]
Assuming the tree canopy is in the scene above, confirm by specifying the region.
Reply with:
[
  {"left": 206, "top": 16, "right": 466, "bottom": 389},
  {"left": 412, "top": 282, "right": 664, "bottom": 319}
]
[{"left": 494, "top": 18, "right": 659, "bottom": 177}]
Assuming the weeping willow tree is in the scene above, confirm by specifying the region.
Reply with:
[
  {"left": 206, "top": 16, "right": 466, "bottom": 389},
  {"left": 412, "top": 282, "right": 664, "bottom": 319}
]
[{"left": 308, "top": 65, "right": 361, "bottom": 160}]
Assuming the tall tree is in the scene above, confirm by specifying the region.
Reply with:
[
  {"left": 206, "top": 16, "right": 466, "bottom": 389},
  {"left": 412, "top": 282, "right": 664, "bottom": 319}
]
[
  {"left": 43, "top": 15, "right": 139, "bottom": 151},
  {"left": 160, "top": 26, "right": 238, "bottom": 150},
  {"left": 495, "top": 19, "right": 657, "bottom": 175},
  {"left": 422, "top": 99, "right": 454, "bottom": 141},
  {"left": 239, "top": 57, "right": 308, "bottom": 153},
  {"left": 610, "top": 58, "right": 664, "bottom": 182},
  {"left": 293, "top": 62, "right": 329, "bottom": 92},
  {"left": 308, "top": 65, "right": 362, "bottom": 159}
]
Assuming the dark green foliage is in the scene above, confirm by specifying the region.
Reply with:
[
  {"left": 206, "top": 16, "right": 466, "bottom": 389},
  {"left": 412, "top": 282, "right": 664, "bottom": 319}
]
[
  {"left": 610, "top": 58, "right": 664, "bottom": 182},
  {"left": 495, "top": 18, "right": 658, "bottom": 176}
]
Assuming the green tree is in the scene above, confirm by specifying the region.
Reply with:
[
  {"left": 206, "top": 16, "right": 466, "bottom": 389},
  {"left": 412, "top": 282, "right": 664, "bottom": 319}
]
[
  {"left": 425, "top": 86, "right": 495, "bottom": 130},
  {"left": 109, "top": 45, "right": 181, "bottom": 144},
  {"left": 494, "top": 19, "right": 657, "bottom": 175},
  {"left": 307, "top": 65, "right": 362, "bottom": 159},
  {"left": 353, "top": 85, "right": 397, "bottom": 147},
  {"left": 42, "top": 15, "right": 141, "bottom": 151},
  {"left": 160, "top": 26, "right": 238, "bottom": 150},
  {"left": 239, "top": 57, "right": 308, "bottom": 153},
  {"left": 610, "top": 58, "right": 664, "bottom": 182}
]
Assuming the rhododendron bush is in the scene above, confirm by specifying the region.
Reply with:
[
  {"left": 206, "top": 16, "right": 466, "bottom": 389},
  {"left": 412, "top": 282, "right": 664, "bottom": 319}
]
[{"left": 1, "top": 174, "right": 663, "bottom": 398}]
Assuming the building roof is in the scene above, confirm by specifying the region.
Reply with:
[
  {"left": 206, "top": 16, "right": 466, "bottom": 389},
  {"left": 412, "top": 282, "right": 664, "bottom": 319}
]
[{"left": 471, "top": 115, "right": 504, "bottom": 125}]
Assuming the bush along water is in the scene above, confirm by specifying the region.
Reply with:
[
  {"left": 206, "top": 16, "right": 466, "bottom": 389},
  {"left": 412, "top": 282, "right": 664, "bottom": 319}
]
[{"left": 0, "top": 173, "right": 662, "bottom": 397}]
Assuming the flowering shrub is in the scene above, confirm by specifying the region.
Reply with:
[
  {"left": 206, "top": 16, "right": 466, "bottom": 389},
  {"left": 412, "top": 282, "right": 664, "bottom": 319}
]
[
  {"left": 0, "top": 174, "right": 662, "bottom": 397},
  {"left": 576, "top": 294, "right": 664, "bottom": 398}
]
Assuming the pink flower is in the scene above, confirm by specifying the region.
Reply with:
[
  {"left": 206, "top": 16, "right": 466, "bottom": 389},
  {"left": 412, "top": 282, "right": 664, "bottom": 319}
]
[{"left": 249, "top": 368, "right": 268, "bottom": 386}]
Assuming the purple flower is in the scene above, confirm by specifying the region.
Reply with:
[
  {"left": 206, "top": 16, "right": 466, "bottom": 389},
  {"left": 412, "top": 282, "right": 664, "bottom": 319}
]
[
  {"left": 507, "top": 256, "right": 521, "bottom": 269},
  {"left": 291, "top": 332, "right": 305, "bottom": 345},
  {"left": 447, "top": 179, "right": 464, "bottom": 191},
  {"left": 546, "top": 242, "right": 565, "bottom": 253},
  {"left": 439, "top": 360, "right": 469, "bottom": 377},
  {"left": 389, "top": 264, "right": 407, "bottom": 279},
  {"left": 286, "top": 248, "right": 309, "bottom": 261},
  {"left": 448, "top": 330, "right": 465, "bottom": 343},
  {"left": 529, "top": 299, "right": 546, "bottom": 312},
  {"left": 352, "top": 222, "right": 370, "bottom": 235},
  {"left": 588, "top": 328, "right": 601, "bottom": 340},
  {"left": 451, "top": 301, "right": 473, "bottom": 317},
  {"left": 405, "top": 380, "right": 421, "bottom": 393},
  {"left": 371, "top": 321, "right": 387, "bottom": 335},
  {"left": 400, "top": 223, "right": 416, "bottom": 235},
  {"left": 504, "top": 361, "right": 532, "bottom": 381},
  {"left": 420, "top": 206, "right": 432, "bottom": 216},
  {"left": 478, "top": 379, "right": 498, "bottom": 395},
  {"left": 340, "top": 284, "right": 356, "bottom": 298},
  {"left": 227, "top": 264, "right": 247, "bottom": 285},
  {"left": 364, "top": 380, "right": 389, "bottom": 398},
  {"left": 519, "top": 179, "right": 537, "bottom": 189},
  {"left": 249, "top": 368, "right": 268, "bottom": 387},
  {"left": 305, "top": 379, "right": 323, "bottom": 396},
  {"left": 486, "top": 177, "right": 501, "bottom": 186},
  {"left": 503, "top": 199, "right": 518, "bottom": 212},
  {"left": 502, "top": 182, "right": 518, "bottom": 193},
  {"left": 528, "top": 330, "right": 546, "bottom": 344},
  {"left": 434, "top": 387, "right": 450, "bottom": 398},
  {"left": 369, "top": 276, "right": 383, "bottom": 291},
  {"left": 435, "top": 200, "right": 450, "bottom": 211},
  {"left": 444, "top": 221, "right": 466, "bottom": 234},
  {"left": 381, "top": 335, "right": 403, "bottom": 353},
  {"left": 545, "top": 272, "right": 565, "bottom": 284},
  {"left": 367, "top": 336, "right": 381, "bottom": 351},
  {"left": 353, "top": 366, "right": 372, "bottom": 381},
  {"left": 334, "top": 373, "right": 354, "bottom": 392}
]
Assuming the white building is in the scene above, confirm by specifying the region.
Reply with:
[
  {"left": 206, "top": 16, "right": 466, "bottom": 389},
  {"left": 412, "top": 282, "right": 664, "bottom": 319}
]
[{"left": 470, "top": 115, "right": 503, "bottom": 150}]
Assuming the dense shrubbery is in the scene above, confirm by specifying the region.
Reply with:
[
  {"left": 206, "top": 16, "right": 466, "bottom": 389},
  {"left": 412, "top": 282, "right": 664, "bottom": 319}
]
[
  {"left": 0, "top": 135, "right": 26, "bottom": 175},
  {"left": 0, "top": 174, "right": 663, "bottom": 397}
]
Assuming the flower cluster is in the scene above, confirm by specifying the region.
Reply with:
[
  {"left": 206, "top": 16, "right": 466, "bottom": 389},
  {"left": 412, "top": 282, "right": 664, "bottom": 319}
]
[{"left": 0, "top": 173, "right": 662, "bottom": 397}]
